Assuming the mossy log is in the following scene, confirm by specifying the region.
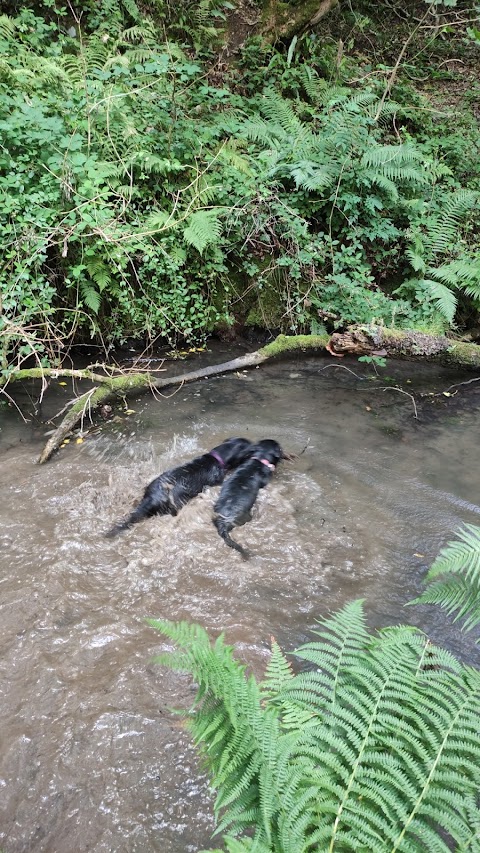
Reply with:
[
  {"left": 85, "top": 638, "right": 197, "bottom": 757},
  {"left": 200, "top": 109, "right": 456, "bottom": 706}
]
[
  {"left": 5, "top": 328, "right": 480, "bottom": 464},
  {"left": 28, "top": 334, "right": 329, "bottom": 463},
  {"left": 327, "top": 326, "right": 480, "bottom": 368}
]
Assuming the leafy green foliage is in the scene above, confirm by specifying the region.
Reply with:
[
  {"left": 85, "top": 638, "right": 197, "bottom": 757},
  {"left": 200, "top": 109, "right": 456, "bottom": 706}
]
[
  {"left": 0, "top": 2, "right": 479, "bottom": 380},
  {"left": 399, "top": 191, "right": 480, "bottom": 324},
  {"left": 412, "top": 524, "right": 480, "bottom": 638},
  {"left": 150, "top": 599, "right": 480, "bottom": 852}
]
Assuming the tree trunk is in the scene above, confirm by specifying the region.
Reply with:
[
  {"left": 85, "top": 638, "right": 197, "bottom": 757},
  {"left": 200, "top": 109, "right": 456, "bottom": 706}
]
[{"left": 261, "top": 0, "right": 340, "bottom": 43}]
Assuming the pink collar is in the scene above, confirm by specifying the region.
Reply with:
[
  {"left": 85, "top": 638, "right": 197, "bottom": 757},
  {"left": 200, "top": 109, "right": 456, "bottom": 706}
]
[
  {"left": 254, "top": 457, "right": 276, "bottom": 470},
  {"left": 209, "top": 450, "right": 225, "bottom": 467}
]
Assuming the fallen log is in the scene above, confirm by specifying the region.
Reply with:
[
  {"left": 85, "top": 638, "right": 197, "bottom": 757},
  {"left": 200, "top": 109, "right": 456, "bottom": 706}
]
[
  {"left": 25, "top": 333, "right": 328, "bottom": 463},
  {"left": 327, "top": 326, "right": 480, "bottom": 368},
  {"left": 4, "top": 328, "right": 480, "bottom": 464}
]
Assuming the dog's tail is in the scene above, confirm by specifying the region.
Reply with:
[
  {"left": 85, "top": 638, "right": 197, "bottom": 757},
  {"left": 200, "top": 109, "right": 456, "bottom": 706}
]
[
  {"left": 105, "top": 496, "right": 172, "bottom": 538},
  {"left": 213, "top": 516, "right": 249, "bottom": 560},
  {"left": 105, "top": 518, "right": 134, "bottom": 538}
]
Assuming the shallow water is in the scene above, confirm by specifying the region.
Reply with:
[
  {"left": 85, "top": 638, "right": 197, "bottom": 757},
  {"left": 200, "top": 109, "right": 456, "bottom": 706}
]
[{"left": 1, "top": 349, "right": 479, "bottom": 852}]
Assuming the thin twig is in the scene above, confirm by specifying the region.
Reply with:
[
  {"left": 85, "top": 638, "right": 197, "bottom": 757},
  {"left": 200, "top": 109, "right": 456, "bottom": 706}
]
[
  {"left": 318, "top": 364, "right": 365, "bottom": 380},
  {"left": 429, "top": 376, "right": 480, "bottom": 397},
  {"left": 0, "top": 388, "right": 30, "bottom": 422},
  {"left": 380, "top": 386, "right": 418, "bottom": 419},
  {"left": 79, "top": 387, "right": 97, "bottom": 435}
]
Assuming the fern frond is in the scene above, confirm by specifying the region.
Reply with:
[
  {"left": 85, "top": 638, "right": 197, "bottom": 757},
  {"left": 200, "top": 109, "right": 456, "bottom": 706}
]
[
  {"left": 422, "top": 278, "right": 457, "bottom": 323},
  {"left": 412, "top": 525, "right": 480, "bottom": 637},
  {"left": 298, "top": 66, "right": 349, "bottom": 107},
  {"left": 216, "top": 140, "right": 253, "bottom": 176},
  {"left": 183, "top": 210, "right": 222, "bottom": 254},
  {"left": 294, "top": 598, "right": 369, "bottom": 668},
  {"left": 203, "top": 838, "right": 271, "bottom": 853},
  {"left": 340, "top": 90, "right": 378, "bottom": 112},
  {"left": 149, "top": 616, "right": 278, "bottom": 839},
  {"left": 127, "top": 151, "right": 179, "bottom": 175},
  {"left": 120, "top": 22, "right": 156, "bottom": 43},
  {"left": 2, "top": 54, "right": 70, "bottom": 91},
  {"left": 144, "top": 209, "right": 173, "bottom": 232},
  {"left": 361, "top": 143, "right": 427, "bottom": 185},
  {"left": 62, "top": 40, "right": 109, "bottom": 83},
  {"left": 361, "top": 142, "right": 422, "bottom": 168},
  {"left": 152, "top": 599, "right": 480, "bottom": 852},
  {"left": 261, "top": 90, "right": 304, "bottom": 138},
  {"left": 406, "top": 247, "right": 426, "bottom": 273},
  {"left": 0, "top": 14, "right": 15, "bottom": 41},
  {"left": 361, "top": 169, "right": 400, "bottom": 201},
  {"left": 425, "top": 190, "right": 478, "bottom": 259},
  {"left": 85, "top": 258, "right": 111, "bottom": 292},
  {"left": 261, "top": 639, "right": 294, "bottom": 700},
  {"left": 120, "top": 0, "right": 141, "bottom": 22},
  {"left": 241, "top": 117, "right": 285, "bottom": 148},
  {"left": 288, "top": 161, "right": 336, "bottom": 192},
  {"left": 80, "top": 282, "right": 101, "bottom": 313},
  {"left": 433, "top": 258, "right": 480, "bottom": 291},
  {"left": 365, "top": 99, "right": 402, "bottom": 125}
]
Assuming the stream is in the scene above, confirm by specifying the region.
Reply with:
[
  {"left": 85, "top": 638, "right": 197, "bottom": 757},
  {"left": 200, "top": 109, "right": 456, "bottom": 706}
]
[{"left": 1, "top": 346, "right": 479, "bottom": 852}]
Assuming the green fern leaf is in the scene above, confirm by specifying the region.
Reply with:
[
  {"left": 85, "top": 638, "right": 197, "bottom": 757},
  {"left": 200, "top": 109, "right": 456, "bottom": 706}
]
[
  {"left": 86, "top": 258, "right": 111, "bottom": 292},
  {"left": 426, "top": 190, "right": 478, "bottom": 259},
  {"left": 289, "top": 161, "right": 336, "bottom": 191},
  {"left": 361, "top": 142, "right": 423, "bottom": 170},
  {"left": 422, "top": 278, "right": 457, "bottom": 323},
  {"left": 151, "top": 598, "right": 480, "bottom": 852},
  {"left": 433, "top": 259, "right": 480, "bottom": 293},
  {"left": 406, "top": 247, "right": 426, "bottom": 273},
  {"left": 298, "top": 66, "right": 349, "bottom": 107},
  {"left": 80, "top": 283, "right": 101, "bottom": 314},
  {"left": 217, "top": 140, "right": 253, "bottom": 176},
  {"left": 411, "top": 525, "right": 480, "bottom": 638},
  {"left": 361, "top": 169, "right": 399, "bottom": 201},
  {"left": 0, "top": 14, "right": 15, "bottom": 41},
  {"left": 120, "top": 0, "right": 142, "bottom": 23},
  {"left": 120, "top": 22, "right": 156, "bottom": 43},
  {"left": 261, "top": 90, "right": 305, "bottom": 138},
  {"left": 183, "top": 210, "right": 222, "bottom": 254},
  {"left": 261, "top": 639, "right": 294, "bottom": 700}
]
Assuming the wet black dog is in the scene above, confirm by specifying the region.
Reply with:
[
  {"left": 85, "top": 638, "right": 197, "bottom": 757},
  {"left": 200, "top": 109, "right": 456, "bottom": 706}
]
[
  {"left": 106, "top": 437, "right": 252, "bottom": 538},
  {"left": 212, "top": 439, "right": 285, "bottom": 559}
]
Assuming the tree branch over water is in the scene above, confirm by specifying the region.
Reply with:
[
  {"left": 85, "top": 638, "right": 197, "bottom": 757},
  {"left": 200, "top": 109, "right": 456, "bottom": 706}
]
[{"left": 3, "top": 327, "right": 480, "bottom": 464}]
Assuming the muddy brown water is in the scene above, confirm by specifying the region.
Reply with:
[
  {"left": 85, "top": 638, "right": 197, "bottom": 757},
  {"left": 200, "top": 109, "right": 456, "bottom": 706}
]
[{"left": 1, "top": 350, "right": 480, "bottom": 852}]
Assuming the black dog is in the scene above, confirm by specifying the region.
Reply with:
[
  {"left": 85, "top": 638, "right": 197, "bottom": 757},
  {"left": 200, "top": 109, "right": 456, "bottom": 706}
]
[
  {"left": 212, "top": 439, "right": 285, "bottom": 559},
  {"left": 106, "top": 437, "right": 252, "bottom": 537}
]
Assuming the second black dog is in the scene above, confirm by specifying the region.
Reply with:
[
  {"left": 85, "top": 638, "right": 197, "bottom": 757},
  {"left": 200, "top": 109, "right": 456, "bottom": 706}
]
[
  {"left": 106, "top": 437, "right": 252, "bottom": 537},
  {"left": 212, "top": 439, "right": 285, "bottom": 559}
]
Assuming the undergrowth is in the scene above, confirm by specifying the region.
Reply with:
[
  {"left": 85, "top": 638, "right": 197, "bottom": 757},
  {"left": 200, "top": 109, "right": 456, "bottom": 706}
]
[{"left": 0, "top": 0, "right": 479, "bottom": 379}]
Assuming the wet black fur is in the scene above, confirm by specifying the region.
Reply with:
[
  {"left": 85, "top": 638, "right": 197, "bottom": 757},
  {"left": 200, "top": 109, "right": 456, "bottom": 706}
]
[
  {"left": 106, "top": 437, "right": 252, "bottom": 537},
  {"left": 213, "top": 439, "right": 284, "bottom": 559}
]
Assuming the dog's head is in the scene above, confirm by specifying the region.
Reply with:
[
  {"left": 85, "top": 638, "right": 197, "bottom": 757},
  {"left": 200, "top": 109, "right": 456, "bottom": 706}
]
[
  {"left": 251, "top": 439, "right": 285, "bottom": 467},
  {"left": 211, "top": 437, "right": 253, "bottom": 469}
]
